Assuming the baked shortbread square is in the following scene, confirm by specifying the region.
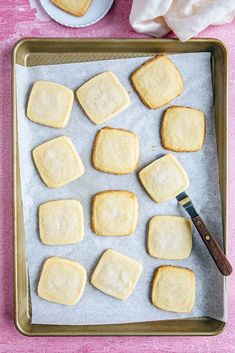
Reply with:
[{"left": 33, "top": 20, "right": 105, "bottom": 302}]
[
  {"left": 33, "top": 136, "right": 84, "bottom": 188},
  {"left": 76, "top": 72, "right": 130, "bottom": 125},
  {"left": 161, "top": 106, "right": 206, "bottom": 152},
  {"left": 152, "top": 266, "right": 196, "bottom": 313},
  {"left": 39, "top": 199, "right": 84, "bottom": 245},
  {"left": 38, "top": 257, "right": 87, "bottom": 305},
  {"left": 51, "top": 0, "right": 93, "bottom": 16},
  {"left": 131, "top": 55, "right": 183, "bottom": 109},
  {"left": 27, "top": 80, "right": 74, "bottom": 128},
  {"left": 92, "top": 190, "right": 138, "bottom": 236},
  {"left": 139, "top": 154, "right": 189, "bottom": 203},
  {"left": 91, "top": 249, "right": 143, "bottom": 300},
  {"left": 92, "top": 127, "right": 139, "bottom": 174},
  {"left": 148, "top": 216, "right": 192, "bottom": 260}
]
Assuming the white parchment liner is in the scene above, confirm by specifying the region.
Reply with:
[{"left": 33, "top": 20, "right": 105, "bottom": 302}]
[{"left": 16, "top": 53, "right": 226, "bottom": 325}]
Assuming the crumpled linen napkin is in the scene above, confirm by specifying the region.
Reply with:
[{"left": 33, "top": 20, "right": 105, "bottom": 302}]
[{"left": 129, "top": 0, "right": 235, "bottom": 41}]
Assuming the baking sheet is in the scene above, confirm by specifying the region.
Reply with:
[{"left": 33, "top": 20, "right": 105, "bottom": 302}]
[{"left": 16, "top": 53, "right": 226, "bottom": 325}]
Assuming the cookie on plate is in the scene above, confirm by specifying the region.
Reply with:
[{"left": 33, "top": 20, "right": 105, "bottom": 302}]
[
  {"left": 39, "top": 199, "right": 84, "bottom": 245},
  {"left": 32, "top": 136, "right": 84, "bottom": 188},
  {"left": 91, "top": 190, "right": 138, "bottom": 236},
  {"left": 91, "top": 249, "right": 143, "bottom": 300},
  {"left": 27, "top": 80, "right": 74, "bottom": 128},
  {"left": 38, "top": 257, "right": 87, "bottom": 305},
  {"left": 148, "top": 216, "right": 192, "bottom": 259},
  {"left": 152, "top": 265, "right": 196, "bottom": 313},
  {"left": 92, "top": 127, "right": 139, "bottom": 174},
  {"left": 51, "top": 0, "right": 93, "bottom": 16},
  {"left": 161, "top": 106, "right": 206, "bottom": 152},
  {"left": 76, "top": 71, "right": 130, "bottom": 125},
  {"left": 131, "top": 55, "right": 183, "bottom": 109},
  {"left": 139, "top": 154, "right": 189, "bottom": 203}
]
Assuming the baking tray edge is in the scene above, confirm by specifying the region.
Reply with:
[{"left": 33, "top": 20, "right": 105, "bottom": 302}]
[{"left": 13, "top": 38, "right": 227, "bottom": 336}]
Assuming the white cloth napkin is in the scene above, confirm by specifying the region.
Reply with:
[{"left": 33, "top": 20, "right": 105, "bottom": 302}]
[{"left": 130, "top": 0, "right": 235, "bottom": 41}]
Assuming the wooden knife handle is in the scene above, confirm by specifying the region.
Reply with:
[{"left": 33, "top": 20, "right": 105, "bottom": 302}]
[{"left": 192, "top": 215, "right": 232, "bottom": 276}]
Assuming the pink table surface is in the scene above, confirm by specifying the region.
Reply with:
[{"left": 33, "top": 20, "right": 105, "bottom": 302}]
[{"left": 0, "top": 1, "right": 235, "bottom": 352}]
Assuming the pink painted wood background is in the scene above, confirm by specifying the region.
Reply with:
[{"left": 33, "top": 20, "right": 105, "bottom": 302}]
[{"left": 0, "top": 1, "right": 235, "bottom": 352}]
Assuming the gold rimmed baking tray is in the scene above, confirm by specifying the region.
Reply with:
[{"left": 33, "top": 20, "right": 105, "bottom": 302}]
[{"left": 13, "top": 38, "right": 227, "bottom": 336}]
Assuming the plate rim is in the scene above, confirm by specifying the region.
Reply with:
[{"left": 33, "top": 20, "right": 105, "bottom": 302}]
[{"left": 40, "top": 0, "right": 115, "bottom": 28}]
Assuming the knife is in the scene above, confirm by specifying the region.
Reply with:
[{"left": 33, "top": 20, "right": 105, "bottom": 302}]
[{"left": 176, "top": 191, "right": 232, "bottom": 276}]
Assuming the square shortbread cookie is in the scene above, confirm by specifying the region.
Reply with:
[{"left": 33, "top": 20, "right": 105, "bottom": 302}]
[
  {"left": 38, "top": 257, "right": 87, "bottom": 305},
  {"left": 76, "top": 71, "right": 130, "bottom": 125},
  {"left": 152, "top": 266, "right": 196, "bottom": 313},
  {"left": 91, "top": 190, "right": 138, "bottom": 236},
  {"left": 131, "top": 55, "right": 183, "bottom": 109},
  {"left": 148, "top": 216, "right": 192, "bottom": 260},
  {"left": 27, "top": 80, "right": 74, "bottom": 128},
  {"left": 91, "top": 249, "right": 143, "bottom": 300},
  {"left": 139, "top": 154, "right": 189, "bottom": 203},
  {"left": 51, "top": 0, "right": 93, "bottom": 16},
  {"left": 39, "top": 199, "right": 84, "bottom": 245},
  {"left": 32, "top": 136, "right": 84, "bottom": 188},
  {"left": 92, "top": 127, "right": 139, "bottom": 174},
  {"left": 161, "top": 106, "right": 206, "bottom": 152}
]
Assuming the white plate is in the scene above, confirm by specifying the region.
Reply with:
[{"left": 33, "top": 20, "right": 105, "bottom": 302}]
[{"left": 40, "top": 0, "right": 115, "bottom": 27}]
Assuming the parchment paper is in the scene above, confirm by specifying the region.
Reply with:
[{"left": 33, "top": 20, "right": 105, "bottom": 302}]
[{"left": 16, "top": 53, "right": 226, "bottom": 325}]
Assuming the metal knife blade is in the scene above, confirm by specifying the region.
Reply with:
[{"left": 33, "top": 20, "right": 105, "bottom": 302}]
[{"left": 176, "top": 191, "right": 198, "bottom": 218}]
